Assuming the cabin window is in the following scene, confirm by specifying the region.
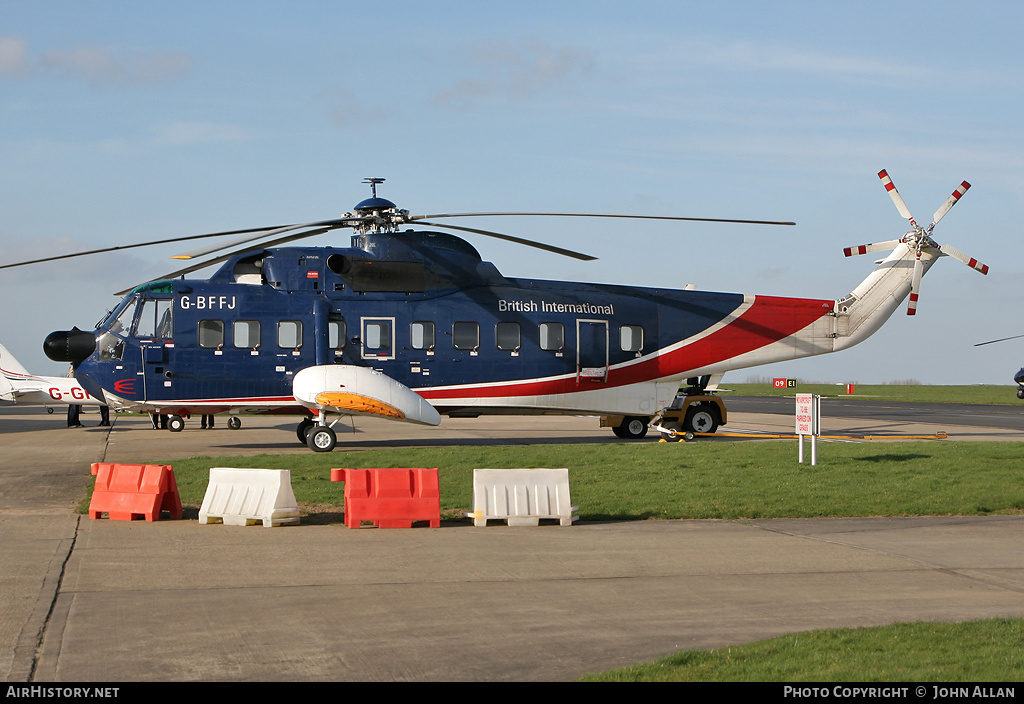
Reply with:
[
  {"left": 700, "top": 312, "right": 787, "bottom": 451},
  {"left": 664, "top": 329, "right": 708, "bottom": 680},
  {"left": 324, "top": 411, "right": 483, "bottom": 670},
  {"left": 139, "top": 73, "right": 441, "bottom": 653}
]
[
  {"left": 496, "top": 322, "right": 521, "bottom": 351},
  {"left": 329, "top": 320, "right": 346, "bottom": 350},
  {"left": 411, "top": 321, "right": 435, "bottom": 350},
  {"left": 278, "top": 321, "right": 302, "bottom": 349},
  {"left": 135, "top": 299, "right": 173, "bottom": 339},
  {"left": 198, "top": 320, "right": 224, "bottom": 349},
  {"left": 453, "top": 321, "right": 479, "bottom": 350},
  {"left": 364, "top": 321, "right": 391, "bottom": 351},
  {"left": 620, "top": 325, "right": 644, "bottom": 352},
  {"left": 233, "top": 320, "right": 261, "bottom": 349},
  {"left": 539, "top": 322, "right": 564, "bottom": 351}
]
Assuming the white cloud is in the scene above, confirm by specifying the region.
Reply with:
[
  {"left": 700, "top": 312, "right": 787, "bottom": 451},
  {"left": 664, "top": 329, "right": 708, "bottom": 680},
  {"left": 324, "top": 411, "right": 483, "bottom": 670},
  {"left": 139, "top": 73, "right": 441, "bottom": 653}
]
[
  {"left": 152, "top": 121, "right": 253, "bottom": 146},
  {"left": 317, "top": 88, "right": 391, "bottom": 128},
  {"left": 0, "top": 37, "right": 29, "bottom": 75},
  {"left": 432, "top": 39, "right": 595, "bottom": 109},
  {"left": 39, "top": 46, "right": 192, "bottom": 86},
  {"left": 0, "top": 36, "right": 191, "bottom": 86}
]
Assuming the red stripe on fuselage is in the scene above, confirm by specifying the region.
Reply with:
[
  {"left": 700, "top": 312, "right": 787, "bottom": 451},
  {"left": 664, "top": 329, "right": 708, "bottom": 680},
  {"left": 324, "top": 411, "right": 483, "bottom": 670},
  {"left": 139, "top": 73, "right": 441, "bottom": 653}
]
[{"left": 418, "top": 295, "right": 833, "bottom": 400}]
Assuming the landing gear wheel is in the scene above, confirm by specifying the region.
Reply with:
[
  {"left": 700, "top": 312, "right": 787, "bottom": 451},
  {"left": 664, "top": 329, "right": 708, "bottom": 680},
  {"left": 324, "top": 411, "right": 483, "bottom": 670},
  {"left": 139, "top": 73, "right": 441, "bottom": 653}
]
[
  {"left": 659, "top": 421, "right": 682, "bottom": 442},
  {"left": 168, "top": 415, "right": 185, "bottom": 433},
  {"left": 683, "top": 406, "right": 719, "bottom": 435},
  {"left": 296, "top": 417, "right": 315, "bottom": 445},
  {"left": 307, "top": 425, "right": 336, "bottom": 453},
  {"left": 1017, "top": 387, "right": 1024, "bottom": 400},
  {"left": 227, "top": 416, "right": 242, "bottom": 430},
  {"left": 612, "top": 416, "right": 649, "bottom": 439}
]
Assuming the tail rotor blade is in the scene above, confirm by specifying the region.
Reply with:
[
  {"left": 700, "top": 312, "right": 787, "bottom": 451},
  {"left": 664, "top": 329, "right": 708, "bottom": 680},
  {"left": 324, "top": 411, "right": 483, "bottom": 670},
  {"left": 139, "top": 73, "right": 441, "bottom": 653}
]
[
  {"left": 907, "top": 255, "right": 923, "bottom": 315},
  {"left": 930, "top": 181, "right": 971, "bottom": 229},
  {"left": 878, "top": 170, "right": 917, "bottom": 226},
  {"left": 936, "top": 244, "right": 989, "bottom": 275},
  {"left": 843, "top": 239, "right": 902, "bottom": 257}
]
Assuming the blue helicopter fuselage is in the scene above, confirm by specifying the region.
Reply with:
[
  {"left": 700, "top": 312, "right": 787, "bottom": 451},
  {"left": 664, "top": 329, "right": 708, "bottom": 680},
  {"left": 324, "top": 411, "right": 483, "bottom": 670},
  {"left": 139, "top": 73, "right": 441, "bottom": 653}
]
[{"left": 72, "top": 229, "right": 834, "bottom": 418}]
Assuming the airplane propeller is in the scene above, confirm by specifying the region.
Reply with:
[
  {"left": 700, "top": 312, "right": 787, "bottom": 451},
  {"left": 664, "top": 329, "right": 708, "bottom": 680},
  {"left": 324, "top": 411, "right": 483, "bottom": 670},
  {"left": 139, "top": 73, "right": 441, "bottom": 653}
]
[
  {"left": 0, "top": 177, "right": 796, "bottom": 291},
  {"left": 842, "top": 169, "right": 988, "bottom": 315}
]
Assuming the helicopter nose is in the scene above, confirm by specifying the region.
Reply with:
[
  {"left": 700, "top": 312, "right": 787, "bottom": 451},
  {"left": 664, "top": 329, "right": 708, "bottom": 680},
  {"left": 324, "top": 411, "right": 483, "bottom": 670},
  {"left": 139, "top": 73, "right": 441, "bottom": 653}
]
[{"left": 43, "top": 327, "right": 96, "bottom": 365}]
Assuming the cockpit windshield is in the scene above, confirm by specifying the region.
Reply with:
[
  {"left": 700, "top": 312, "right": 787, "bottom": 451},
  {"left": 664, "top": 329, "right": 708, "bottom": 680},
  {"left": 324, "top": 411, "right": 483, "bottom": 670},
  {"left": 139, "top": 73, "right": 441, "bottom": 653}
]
[{"left": 106, "top": 297, "right": 138, "bottom": 336}]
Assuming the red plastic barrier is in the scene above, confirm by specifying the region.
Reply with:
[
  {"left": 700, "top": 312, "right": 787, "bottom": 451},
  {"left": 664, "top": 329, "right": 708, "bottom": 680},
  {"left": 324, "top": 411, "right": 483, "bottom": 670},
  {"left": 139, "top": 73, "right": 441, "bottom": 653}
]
[
  {"left": 88, "top": 463, "right": 183, "bottom": 521},
  {"left": 332, "top": 468, "right": 440, "bottom": 528}
]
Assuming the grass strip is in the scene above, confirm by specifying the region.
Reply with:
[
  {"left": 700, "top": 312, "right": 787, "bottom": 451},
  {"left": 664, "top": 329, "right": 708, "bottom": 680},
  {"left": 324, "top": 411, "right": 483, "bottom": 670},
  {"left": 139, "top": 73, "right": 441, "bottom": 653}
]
[
  {"left": 98, "top": 440, "right": 1024, "bottom": 521},
  {"left": 578, "top": 618, "right": 1024, "bottom": 682},
  {"left": 724, "top": 383, "right": 1017, "bottom": 404}
]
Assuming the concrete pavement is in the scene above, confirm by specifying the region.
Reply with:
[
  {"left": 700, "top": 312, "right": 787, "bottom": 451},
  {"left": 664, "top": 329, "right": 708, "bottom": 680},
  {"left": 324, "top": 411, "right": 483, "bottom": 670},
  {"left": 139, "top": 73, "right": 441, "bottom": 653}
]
[{"left": 2, "top": 405, "right": 1024, "bottom": 681}]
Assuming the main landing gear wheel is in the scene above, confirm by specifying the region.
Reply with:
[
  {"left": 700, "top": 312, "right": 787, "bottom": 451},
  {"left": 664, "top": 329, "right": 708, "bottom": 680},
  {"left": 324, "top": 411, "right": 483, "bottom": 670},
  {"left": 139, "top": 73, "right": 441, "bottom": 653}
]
[
  {"left": 296, "top": 417, "right": 315, "bottom": 445},
  {"left": 307, "top": 425, "right": 337, "bottom": 452},
  {"left": 683, "top": 406, "right": 719, "bottom": 435},
  {"left": 227, "top": 416, "right": 242, "bottom": 430},
  {"left": 168, "top": 415, "right": 185, "bottom": 432},
  {"left": 612, "top": 416, "right": 649, "bottom": 439}
]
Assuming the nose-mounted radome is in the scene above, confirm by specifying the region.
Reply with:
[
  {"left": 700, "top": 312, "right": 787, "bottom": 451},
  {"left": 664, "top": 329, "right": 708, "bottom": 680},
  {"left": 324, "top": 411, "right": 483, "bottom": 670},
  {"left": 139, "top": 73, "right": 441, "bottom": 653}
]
[{"left": 43, "top": 327, "right": 96, "bottom": 365}]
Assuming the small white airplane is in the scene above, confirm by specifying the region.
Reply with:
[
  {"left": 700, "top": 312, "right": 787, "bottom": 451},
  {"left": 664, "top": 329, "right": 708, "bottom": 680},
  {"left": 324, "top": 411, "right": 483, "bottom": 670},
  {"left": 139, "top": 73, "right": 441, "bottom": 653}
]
[{"left": 0, "top": 341, "right": 105, "bottom": 408}]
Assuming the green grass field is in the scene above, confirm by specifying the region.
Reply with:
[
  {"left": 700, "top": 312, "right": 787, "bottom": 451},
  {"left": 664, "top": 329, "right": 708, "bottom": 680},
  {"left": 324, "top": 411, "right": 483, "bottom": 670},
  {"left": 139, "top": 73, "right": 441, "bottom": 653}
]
[
  {"left": 579, "top": 618, "right": 1024, "bottom": 682},
  {"left": 723, "top": 383, "right": 1018, "bottom": 405},
  {"left": 112, "top": 420, "right": 1024, "bottom": 682},
  {"left": 152, "top": 440, "right": 1024, "bottom": 521}
]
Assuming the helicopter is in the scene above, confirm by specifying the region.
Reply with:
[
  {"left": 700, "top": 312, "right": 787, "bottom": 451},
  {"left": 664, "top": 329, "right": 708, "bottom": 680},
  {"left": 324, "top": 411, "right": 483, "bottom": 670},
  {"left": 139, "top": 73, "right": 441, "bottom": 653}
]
[
  {"left": 2, "top": 171, "right": 988, "bottom": 451},
  {"left": 973, "top": 335, "right": 1024, "bottom": 398}
]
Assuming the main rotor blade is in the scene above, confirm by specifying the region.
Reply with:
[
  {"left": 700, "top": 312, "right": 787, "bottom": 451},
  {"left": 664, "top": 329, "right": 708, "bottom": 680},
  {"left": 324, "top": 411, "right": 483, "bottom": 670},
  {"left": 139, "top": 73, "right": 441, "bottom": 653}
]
[
  {"left": 936, "top": 244, "right": 989, "bottom": 274},
  {"left": 170, "top": 218, "right": 352, "bottom": 260},
  {"left": 930, "top": 180, "right": 971, "bottom": 229},
  {"left": 878, "top": 170, "right": 917, "bottom": 226},
  {"left": 414, "top": 221, "right": 597, "bottom": 261},
  {"left": 115, "top": 227, "right": 334, "bottom": 296},
  {"left": 0, "top": 224, "right": 293, "bottom": 272},
  {"left": 410, "top": 212, "right": 796, "bottom": 227},
  {"left": 974, "top": 334, "right": 1024, "bottom": 347}
]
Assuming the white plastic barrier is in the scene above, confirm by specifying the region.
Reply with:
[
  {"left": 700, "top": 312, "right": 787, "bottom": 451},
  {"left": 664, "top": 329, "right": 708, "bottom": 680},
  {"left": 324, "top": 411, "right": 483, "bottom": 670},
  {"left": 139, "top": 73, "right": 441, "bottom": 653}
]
[
  {"left": 199, "top": 468, "right": 301, "bottom": 527},
  {"left": 469, "top": 468, "right": 578, "bottom": 527}
]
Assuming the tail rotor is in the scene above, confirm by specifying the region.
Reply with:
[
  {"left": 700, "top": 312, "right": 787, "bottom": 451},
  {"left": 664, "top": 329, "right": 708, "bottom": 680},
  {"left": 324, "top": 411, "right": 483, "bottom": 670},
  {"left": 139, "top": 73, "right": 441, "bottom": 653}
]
[{"left": 843, "top": 169, "right": 988, "bottom": 315}]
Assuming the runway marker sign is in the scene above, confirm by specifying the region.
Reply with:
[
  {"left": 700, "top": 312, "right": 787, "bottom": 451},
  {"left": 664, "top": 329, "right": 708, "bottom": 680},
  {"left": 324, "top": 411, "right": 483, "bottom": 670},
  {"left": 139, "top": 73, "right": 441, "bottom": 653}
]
[{"left": 796, "top": 393, "right": 821, "bottom": 465}]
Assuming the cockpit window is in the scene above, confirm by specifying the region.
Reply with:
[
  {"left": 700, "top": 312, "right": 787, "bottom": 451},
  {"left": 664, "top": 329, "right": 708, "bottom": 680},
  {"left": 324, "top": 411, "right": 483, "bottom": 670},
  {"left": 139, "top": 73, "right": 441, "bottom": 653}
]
[
  {"left": 108, "top": 298, "right": 138, "bottom": 336},
  {"left": 136, "top": 299, "right": 173, "bottom": 339},
  {"left": 97, "top": 332, "right": 124, "bottom": 362}
]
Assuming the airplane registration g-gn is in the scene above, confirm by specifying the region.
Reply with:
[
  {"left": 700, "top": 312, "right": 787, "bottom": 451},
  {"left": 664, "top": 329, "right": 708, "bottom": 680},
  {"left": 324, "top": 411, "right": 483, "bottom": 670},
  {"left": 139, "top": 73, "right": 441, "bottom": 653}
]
[{"left": 5, "top": 172, "right": 987, "bottom": 451}]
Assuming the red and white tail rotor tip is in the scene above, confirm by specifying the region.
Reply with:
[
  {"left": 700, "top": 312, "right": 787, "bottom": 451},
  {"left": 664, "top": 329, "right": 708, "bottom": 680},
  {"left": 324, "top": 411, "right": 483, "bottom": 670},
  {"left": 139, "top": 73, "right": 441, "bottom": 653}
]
[
  {"left": 843, "top": 169, "right": 987, "bottom": 316},
  {"left": 931, "top": 180, "right": 971, "bottom": 229},
  {"left": 878, "top": 169, "right": 917, "bottom": 226}
]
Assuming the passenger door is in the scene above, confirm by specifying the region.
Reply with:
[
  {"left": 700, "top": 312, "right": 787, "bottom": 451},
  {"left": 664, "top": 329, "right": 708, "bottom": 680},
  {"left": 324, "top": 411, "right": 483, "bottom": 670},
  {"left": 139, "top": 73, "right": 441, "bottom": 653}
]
[{"left": 576, "top": 319, "right": 608, "bottom": 383}]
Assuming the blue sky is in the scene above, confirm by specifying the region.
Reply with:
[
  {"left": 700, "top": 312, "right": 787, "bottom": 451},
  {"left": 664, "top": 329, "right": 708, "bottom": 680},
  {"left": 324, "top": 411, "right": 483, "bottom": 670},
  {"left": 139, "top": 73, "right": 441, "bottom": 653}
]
[{"left": 2, "top": 1, "right": 1022, "bottom": 386}]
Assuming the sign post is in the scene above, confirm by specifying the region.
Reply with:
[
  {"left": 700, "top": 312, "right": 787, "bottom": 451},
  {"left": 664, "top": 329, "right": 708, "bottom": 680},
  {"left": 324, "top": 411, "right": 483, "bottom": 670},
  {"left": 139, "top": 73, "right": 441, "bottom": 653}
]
[{"left": 795, "top": 393, "right": 821, "bottom": 465}]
